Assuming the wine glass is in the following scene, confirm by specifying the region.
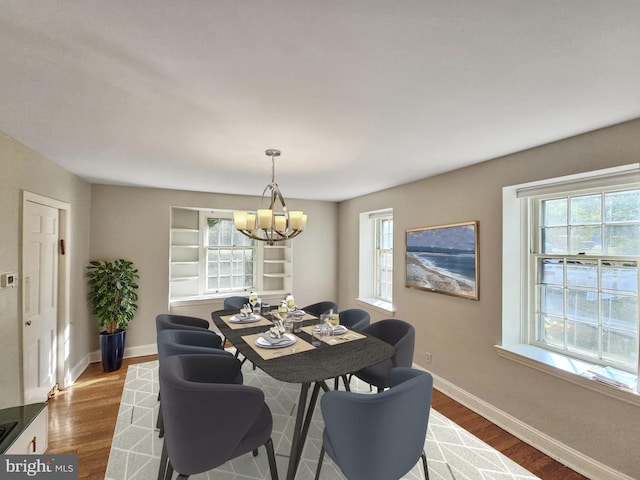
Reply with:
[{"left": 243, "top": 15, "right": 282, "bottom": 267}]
[
  {"left": 328, "top": 310, "right": 339, "bottom": 328},
  {"left": 249, "top": 292, "right": 258, "bottom": 313}
]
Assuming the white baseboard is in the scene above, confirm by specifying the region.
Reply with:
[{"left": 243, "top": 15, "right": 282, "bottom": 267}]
[
  {"left": 88, "top": 343, "right": 158, "bottom": 365},
  {"left": 416, "top": 364, "right": 633, "bottom": 480},
  {"left": 64, "top": 355, "right": 91, "bottom": 389}
]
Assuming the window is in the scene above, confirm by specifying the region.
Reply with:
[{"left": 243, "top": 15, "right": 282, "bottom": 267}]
[
  {"left": 203, "top": 215, "right": 256, "bottom": 293},
  {"left": 359, "top": 209, "right": 394, "bottom": 311},
  {"left": 534, "top": 190, "right": 639, "bottom": 371},
  {"left": 374, "top": 216, "right": 394, "bottom": 302},
  {"left": 500, "top": 164, "right": 640, "bottom": 395}
]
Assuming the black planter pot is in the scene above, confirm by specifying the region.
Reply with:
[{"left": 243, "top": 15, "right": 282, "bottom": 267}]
[{"left": 100, "top": 330, "right": 127, "bottom": 372}]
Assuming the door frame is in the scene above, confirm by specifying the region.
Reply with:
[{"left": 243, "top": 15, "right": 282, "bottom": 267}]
[{"left": 21, "top": 191, "right": 71, "bottom": 401}]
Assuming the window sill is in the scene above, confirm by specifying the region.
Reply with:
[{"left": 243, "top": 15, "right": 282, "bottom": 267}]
[
  {"left": 170, "top": 291, "right": 287, "bottom": 308},
  {"left": 356, "top": 297, "right": 395, "bottom": 316},
  {"left": 495, "top": 344, "right": 640, "bottom": 407}
]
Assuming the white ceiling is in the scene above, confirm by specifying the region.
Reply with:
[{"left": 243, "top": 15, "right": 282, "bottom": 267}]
[{"left": 1, "top": 1, "right": 639, "bottom": 202}]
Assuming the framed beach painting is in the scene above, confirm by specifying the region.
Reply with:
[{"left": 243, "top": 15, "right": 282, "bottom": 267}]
[{"left": 405, "top": 221, "right": 479, "bottom": 300}]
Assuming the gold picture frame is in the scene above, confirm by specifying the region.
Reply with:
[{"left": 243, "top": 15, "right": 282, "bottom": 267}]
[{"left": 405, "top": 221, "right": 479, "bottom": 300}]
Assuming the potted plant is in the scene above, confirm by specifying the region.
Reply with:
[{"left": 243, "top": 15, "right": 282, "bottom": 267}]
[{"left": 87, "top": 259, "right": 139, "bottom": 372}]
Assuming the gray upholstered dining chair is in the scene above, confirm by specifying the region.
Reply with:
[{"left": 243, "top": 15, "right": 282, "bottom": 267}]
[
  {"left": 349, "top": 319, "right": 415, "bottom": 392},
  {"left": 333, "top": 308, "right": 371, "bottom": 389},
  {"left": 301, "top": 301, "right": 338, "bottom": 317},
  {"left": 315, "top": 367, "right": 433, "bottom": 480},
  {"left": 155, "top": 328, "right": 238, "bottom": 438},
  {"left": 338, "top": 308, "right": 370, "bottom": 331},
  {"left": 159, "top": 354, "right": 279, "bottom": 480},
  {"left": 224, "top": 296, "right": 250, "bottom": 310},
  {"left": 156, "top": 313, "right": 210, "bottom": 332}
]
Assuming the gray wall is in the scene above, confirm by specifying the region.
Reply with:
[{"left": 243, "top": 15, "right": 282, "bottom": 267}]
[
  {"left": 89, "top": 185, "right": 338, "bottom": 351},
  {"left": 0, "top": 131, "right": 92, "bottom": 409},
  {"left": 337, "top": 119, "right": 640, "bottom": 478}
]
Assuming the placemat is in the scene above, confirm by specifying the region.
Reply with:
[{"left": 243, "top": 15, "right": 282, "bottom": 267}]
[
  {"left": 241, "top": 332, "right": 315, "bottom": 360},
  {"left": 300, "top": 325, "right": 366, "bottom": 345},
  {"left": 220, "top": 314, "right": 274, "bottom": 330}
]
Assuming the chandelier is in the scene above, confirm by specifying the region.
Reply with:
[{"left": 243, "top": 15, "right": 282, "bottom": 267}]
[{"left": 233, "top": 149, "right": 307, "bottom": 245}]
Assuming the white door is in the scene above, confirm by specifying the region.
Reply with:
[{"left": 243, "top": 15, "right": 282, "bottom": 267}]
[{"left": 23, "top": 200, "right": 59, "bottom": 403}]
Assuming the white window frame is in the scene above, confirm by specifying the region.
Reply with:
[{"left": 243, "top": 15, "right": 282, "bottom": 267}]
[
  {"left": 199, "top": 211, "right": 259, "bottom": 295},
  {"left": 498, "top": 164, "right": 640, "bottom": 404},
  {"left": 358, "top": 208, "right": 395, "bottom": 313}
]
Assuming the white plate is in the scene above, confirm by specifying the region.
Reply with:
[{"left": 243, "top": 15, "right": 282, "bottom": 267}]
[
  {"left": 229, "top": 314, "right": 261, "bottom": 323},
  {"left": 255, "top": 334, "right": 297, "bottom": 348}
]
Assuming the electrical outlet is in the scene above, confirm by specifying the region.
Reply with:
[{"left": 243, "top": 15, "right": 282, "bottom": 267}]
[
  {"left": 425, "top": 352, "right": 432, "bottom": 364},
  {"left": 0, "top": 272, "right": 16, "bottom": 288}
]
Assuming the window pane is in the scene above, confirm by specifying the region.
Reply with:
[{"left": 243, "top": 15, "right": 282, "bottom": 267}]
[
  {"left": 570, "top": 194, "right": 601, "bottom": 225},
  {"left": 566, "top": 320, "right": 598, "bottom": 358},
  {"left": 207, "top": 218, "right": 221, "bottom": 245},
  {"left": 566, "top": 289, "right": 598, "bottom": 324},
  {"left": 539, "top": 258, "right": 564, "bottom": 285},
  {"left": 602, "top": 328, "right": 638, "bottom": 367},
  {"left": 542, "top": 198, "right": 567, "bottom": 226},
  {"left": 604, "top": 225, "right": 640, "bottom": 255},
  {"left": 538, "top": 314, "right": 564, "bottom": 348},
  {"left": 207, "top": 277, "right": 218, "bottom": 290},
  {"left": 566, "top": 260, "right": 597, "bottom": 288},
  {"left": 538, "top": 285, "right": 564, "bottom": 317},
  {"left": 207, "top": 261, "right": 218, "bottom": 277},
  {"left": 569, "top": 226, "right": 601, "bottom": 254},
  {"left": 602, "top": 262, "right": 638, "bottom": 293},
  {"left": 602, "top": 293, "right": 638, "bottom": 332},
  {"left": 541, "top": 227, "right": 567, "bottom": 253},
  {"left": 604, "top": 190, "right": 640, "bottom": 223}
]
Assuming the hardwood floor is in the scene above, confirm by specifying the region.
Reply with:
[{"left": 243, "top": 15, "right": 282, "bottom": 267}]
[{"left": 46, "top": 355, "right": 589, "bottom": 480}]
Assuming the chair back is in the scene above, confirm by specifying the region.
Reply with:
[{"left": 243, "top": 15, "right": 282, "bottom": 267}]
[
  {"left": 338, "top": 308, "right": 370, "bottom": 331},
  {"left": 156, "top": 313, "right": 209, "bottom": 332},
  {"left": 156, "top": 329, "right": 226, "bottom": 362},
  {"left": 366, "top": 318, "right": 415, "bottom": 368},
  {"left": 321, "top": 368, "right": 433, "bottom": 480},
  {"left": 224, "top": 296, "right": 250, "bottom": 310},
  {"left": 352, "top": 319, "right": 415, "bottom": 389},
  {"left": 160, "top": 354, "right": 272, "bottom": 475},
  {"left": 301, "top": 301, "right": 338, "bottom": 317}
]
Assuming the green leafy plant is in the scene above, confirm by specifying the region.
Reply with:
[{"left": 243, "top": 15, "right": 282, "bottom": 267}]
[{"left": 87, "top": 259, "right": 139, "bottom": 334}]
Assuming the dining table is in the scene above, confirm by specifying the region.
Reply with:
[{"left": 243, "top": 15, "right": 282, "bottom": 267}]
[{"left": 211, "top": 308, "right": 395, "bottom": 480}]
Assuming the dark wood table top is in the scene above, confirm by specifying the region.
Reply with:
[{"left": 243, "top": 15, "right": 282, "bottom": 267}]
[{"left": 212, "top": 309, "right": 394, "bottom": 384}]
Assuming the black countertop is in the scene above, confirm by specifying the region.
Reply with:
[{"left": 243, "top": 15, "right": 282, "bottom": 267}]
[{"left": 0, "top": 402, "right": 47, "bottom": 454}]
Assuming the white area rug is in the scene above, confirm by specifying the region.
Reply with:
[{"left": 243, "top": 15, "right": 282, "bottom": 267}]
[{"left": 106, "top": 361, "right": 540, "bottom": 480}]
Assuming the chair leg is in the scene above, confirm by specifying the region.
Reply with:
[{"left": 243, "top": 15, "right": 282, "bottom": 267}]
[
  {"left": 164, "top": 458, "right": 174, "bottom": 480},
  {"left": 158, "top": 441, "right": 168, "bottom": 480},
  {"left": 157, "top": 404, "right": 164, "bottom": 438},
  {"left": 421, "top": 450, "right": 429, "bottom": 480},
  {"left": 341, "top": 374, "right": 350, "bottom": 392},
  {"left": 314, "top": 446, "right": 325, "bottom": 480},
  {"left": 265, "top": 438, "right": 279, "bottom": 480}
]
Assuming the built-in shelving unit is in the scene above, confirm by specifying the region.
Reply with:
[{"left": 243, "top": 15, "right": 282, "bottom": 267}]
[
  {"left": 169, "top": 208, "right": 200, "bottom": 300},
  {"left": 262, "top": 243, "right": 292, "bottom": 294},
  {"left": 169, "top": 207, "right": 293, "bottom": 302}
]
